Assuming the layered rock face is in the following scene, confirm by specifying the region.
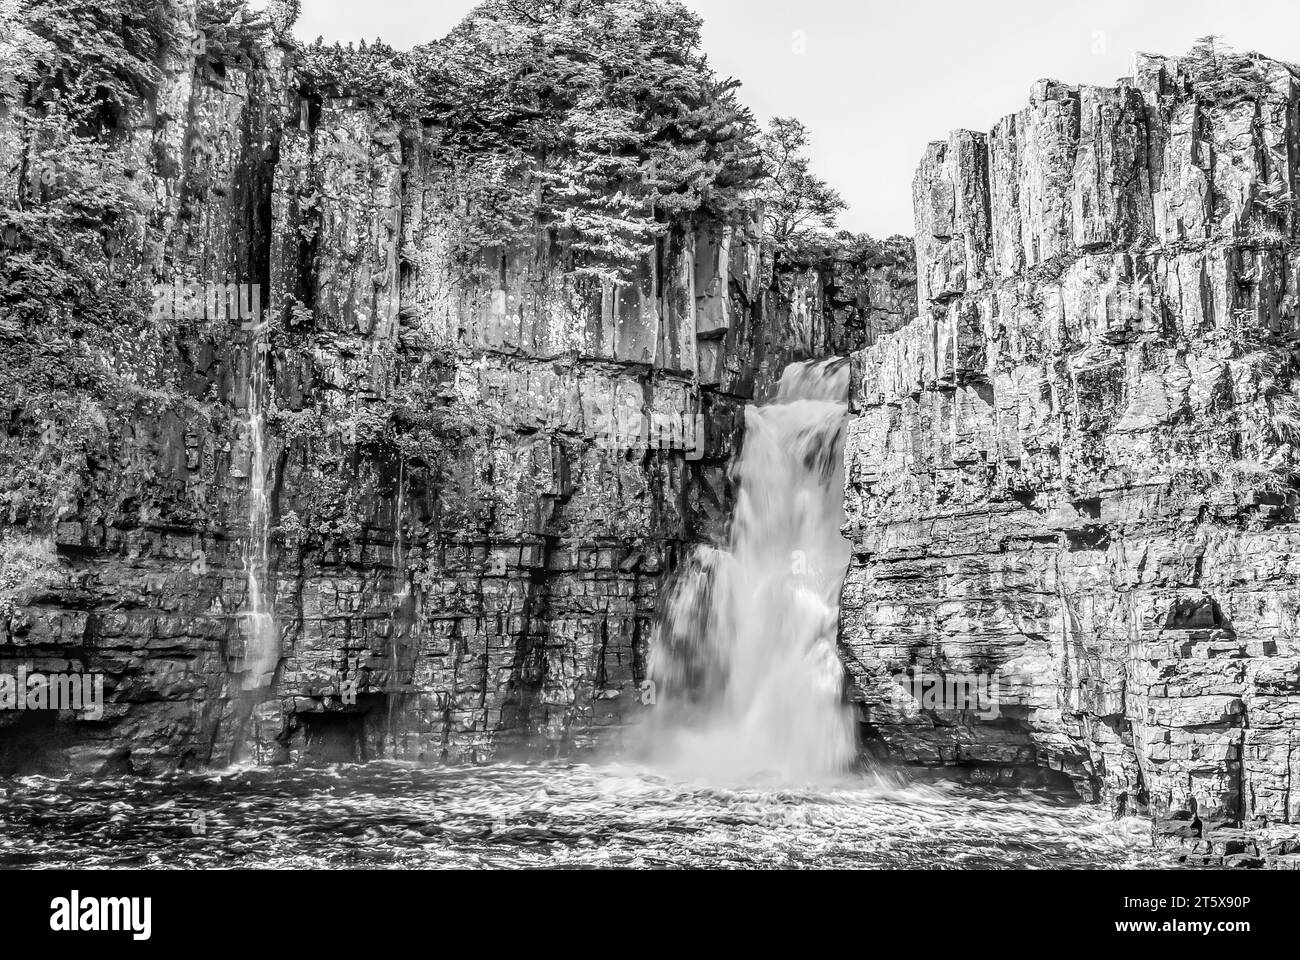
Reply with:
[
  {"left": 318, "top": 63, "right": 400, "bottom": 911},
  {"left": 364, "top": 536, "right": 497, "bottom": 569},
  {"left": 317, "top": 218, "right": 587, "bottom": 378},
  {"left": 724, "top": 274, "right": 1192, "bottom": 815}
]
[
  {"left": 843, "top": 50, "right": 1300, "bottom": 828},
  {"left": 0, "top": 3, "right": 914, "bottom": 772}
]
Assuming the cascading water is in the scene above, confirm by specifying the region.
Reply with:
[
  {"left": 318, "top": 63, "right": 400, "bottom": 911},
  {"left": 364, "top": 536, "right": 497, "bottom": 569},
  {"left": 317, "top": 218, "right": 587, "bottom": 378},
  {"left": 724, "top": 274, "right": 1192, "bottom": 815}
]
[
  {"left": 239, "top": 335, "right": 278, "bottom": 692},
  {"left": 647, "top": 358, "right": 856, "bottom": 782},
  {"left": 388, "top": 458, "right": 412, "bottom": 752},
  {"left": 394, "top": 459, "right": 410, "bottom": 604}
]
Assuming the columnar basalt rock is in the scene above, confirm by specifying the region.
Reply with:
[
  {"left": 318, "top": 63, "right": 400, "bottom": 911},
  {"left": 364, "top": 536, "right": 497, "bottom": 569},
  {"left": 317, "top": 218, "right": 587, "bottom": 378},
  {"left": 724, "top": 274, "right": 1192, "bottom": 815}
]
[
  {"left": 0, "top": 2, "right": 915, "bottom": 773},
  {"left": 843, "top": 49, "right": 1300, "bottom": 831}
]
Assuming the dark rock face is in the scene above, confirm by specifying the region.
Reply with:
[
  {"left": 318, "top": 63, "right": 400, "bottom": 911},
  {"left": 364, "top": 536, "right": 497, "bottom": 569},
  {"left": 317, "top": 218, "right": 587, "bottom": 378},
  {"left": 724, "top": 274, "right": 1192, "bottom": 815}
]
[
  {"left": 843, "top": 51, "right": 1300, "bottom": 827},
  {"left": 0, "top": 4, "right": 914, "bottom": 773}
]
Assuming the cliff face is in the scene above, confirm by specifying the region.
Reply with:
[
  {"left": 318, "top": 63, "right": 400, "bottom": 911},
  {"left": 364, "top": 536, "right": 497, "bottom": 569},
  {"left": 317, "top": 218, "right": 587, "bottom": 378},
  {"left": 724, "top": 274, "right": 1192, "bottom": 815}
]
[
  {"left": 842, "top": 49, "right": 1300, "bottom": 829},
  {"left": 0, "top": 2, "right": 914, "bottom": 772}
]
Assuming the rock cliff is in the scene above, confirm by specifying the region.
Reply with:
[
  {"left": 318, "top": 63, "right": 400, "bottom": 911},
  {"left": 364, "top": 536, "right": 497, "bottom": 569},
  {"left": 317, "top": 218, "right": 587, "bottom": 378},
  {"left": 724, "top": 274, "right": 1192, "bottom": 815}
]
[
  {"left": 25, "top": 3, "right": 1300, "bottom": 849},
  {"left": 0, "top": 0, "right": 914, "bottom": 772},
  {"left": 842, "top": 45, "right": 1300, "bottom": 834}
]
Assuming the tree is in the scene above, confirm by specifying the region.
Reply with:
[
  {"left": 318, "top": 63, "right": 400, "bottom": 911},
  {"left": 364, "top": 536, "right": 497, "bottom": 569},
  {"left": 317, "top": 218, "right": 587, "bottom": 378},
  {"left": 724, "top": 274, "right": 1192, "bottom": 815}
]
[
  {"left": 268, "top": 0, "right": 301, "bottom": 39},
  {"left": 758, "top": 117, "right": 846, "bottom": 259},
  {"left": 297, "top": 0, "right": 769, "bottom": 283},
  {"left": 412, "top": 0, "right": 765, "bottom": 282},
  {"left": 1192, "top": 34, "right": 1223, "bottom": 59}
]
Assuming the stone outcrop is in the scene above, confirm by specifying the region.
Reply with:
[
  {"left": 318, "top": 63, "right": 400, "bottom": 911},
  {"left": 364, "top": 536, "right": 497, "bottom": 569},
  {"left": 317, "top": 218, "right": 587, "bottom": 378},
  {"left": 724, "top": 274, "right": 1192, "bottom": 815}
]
[
  {"left": 842, "top": 48, "right": 1300, "bottom": 830},
  {"left": 0, "top": 2, "right": 914, "bottom": 772}
]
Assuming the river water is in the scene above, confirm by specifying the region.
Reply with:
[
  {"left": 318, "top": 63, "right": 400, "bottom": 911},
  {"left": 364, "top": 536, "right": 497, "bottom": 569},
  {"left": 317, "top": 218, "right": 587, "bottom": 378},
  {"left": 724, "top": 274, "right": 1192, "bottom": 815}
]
[{"left": 0, "top": 762, "right": 1160, "bottom": 869}]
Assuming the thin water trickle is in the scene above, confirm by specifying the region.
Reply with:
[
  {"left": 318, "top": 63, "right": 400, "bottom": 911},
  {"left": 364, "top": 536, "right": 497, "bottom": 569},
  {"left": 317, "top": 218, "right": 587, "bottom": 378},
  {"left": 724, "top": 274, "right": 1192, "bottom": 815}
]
[
  {"left": 394, "top": 459, "right": 410, "bottom": 604},
  {"left": 239, "top": 344, "right": 277, "bottom": 692},
  {"left": 387, "top": 459, "right": 413, "bottom": 754},
  {"left": 647, "top": 358, "right": 856, "bottom": 783}
]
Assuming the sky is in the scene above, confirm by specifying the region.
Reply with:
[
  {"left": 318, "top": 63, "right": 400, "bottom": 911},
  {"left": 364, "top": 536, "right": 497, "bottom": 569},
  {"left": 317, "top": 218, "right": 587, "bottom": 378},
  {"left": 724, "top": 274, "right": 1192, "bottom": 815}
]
[{"left": 272, "top": 0, "right": 1300, "bottom": 238}]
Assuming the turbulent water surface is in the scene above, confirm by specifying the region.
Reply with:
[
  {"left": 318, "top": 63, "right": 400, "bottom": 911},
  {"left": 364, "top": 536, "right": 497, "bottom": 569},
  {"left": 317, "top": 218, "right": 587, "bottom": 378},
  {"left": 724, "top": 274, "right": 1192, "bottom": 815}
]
[{"left": 0, "top": 762, "right": 1161, "bottom": 869}]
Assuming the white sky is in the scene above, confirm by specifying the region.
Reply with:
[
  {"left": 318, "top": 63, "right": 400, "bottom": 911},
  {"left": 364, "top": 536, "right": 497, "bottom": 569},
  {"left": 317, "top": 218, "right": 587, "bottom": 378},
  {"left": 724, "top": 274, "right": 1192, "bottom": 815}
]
[{"left": 275, "top": 0, "right": 1300, "bottom": 237}]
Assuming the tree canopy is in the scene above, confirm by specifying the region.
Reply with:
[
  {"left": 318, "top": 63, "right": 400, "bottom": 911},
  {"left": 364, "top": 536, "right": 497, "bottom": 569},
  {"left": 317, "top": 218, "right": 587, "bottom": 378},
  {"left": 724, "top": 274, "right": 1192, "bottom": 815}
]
[
  {"left": 758, "top": 117, "right": 847, "bottom": 262},
  {"left": 301, "top": 0, "right": 768, "bottom": 281}
]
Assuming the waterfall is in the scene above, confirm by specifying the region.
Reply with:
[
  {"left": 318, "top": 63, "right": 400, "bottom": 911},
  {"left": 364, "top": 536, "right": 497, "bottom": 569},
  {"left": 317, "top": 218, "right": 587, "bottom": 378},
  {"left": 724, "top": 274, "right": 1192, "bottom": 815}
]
[
  {"left": 394, "top": 459, "right": 410, "bottom": 603},
  {"left": 388, "top": 458, "right": 414, "bottom": 754},
  {"left": 647, "top": 358, "right": 856, "bottom": 781},
  {"left": 239, "top": 338, "right": 277, "bottom": 692}
]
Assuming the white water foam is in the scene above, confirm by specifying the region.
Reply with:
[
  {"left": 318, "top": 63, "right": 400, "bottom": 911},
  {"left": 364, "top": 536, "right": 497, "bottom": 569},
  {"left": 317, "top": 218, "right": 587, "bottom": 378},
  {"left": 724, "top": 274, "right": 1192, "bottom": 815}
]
[{"left": 647, "top": 358, "right": 856, "bottom": 783}]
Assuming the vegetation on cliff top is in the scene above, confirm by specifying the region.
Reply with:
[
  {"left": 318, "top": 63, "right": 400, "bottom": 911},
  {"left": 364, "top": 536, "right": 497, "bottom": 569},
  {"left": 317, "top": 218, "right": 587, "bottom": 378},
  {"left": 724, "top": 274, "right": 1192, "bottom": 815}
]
[
  {"left": 1182, "top": 35, "right": 1292, "bottom": 108},
  {"left": 758, "top": 117, "right": 845, "bottom": 259},
  {"left": 297, "top": 0, "right": 881, "bottom": 281},
  {"left": 301, "top": 0, "right": 768, "bottom": 281}
]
